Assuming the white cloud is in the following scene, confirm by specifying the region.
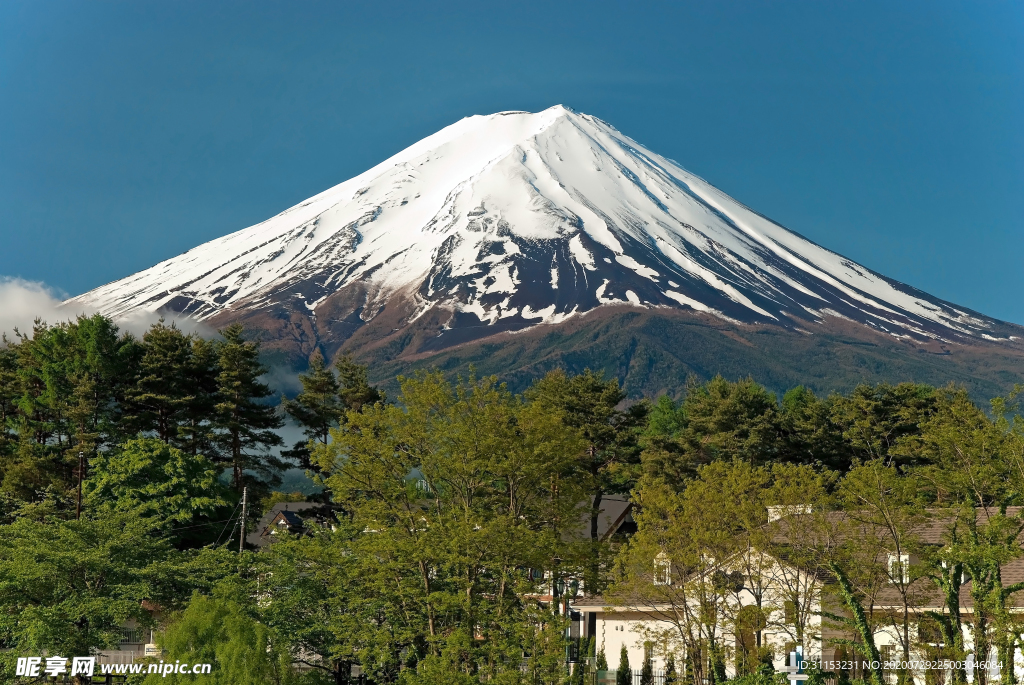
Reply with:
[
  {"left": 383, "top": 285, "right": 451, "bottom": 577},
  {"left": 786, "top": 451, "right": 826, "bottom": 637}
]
[
  {"left": 0, "top": 276, "right": 210, "bottom": 340},
  {"left": 0, "top": 278, "right": 93, "bottom": 339}
]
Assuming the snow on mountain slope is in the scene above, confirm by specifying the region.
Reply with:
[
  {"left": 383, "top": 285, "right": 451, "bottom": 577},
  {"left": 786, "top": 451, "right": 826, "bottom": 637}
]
[{"left": 67, "top": 105, "right": 1013, "bottom": 344}]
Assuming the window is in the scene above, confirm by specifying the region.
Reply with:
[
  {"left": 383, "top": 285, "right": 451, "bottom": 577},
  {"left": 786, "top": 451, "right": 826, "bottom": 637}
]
[
  {"left": 784, "top": 600, "right": 797, "bottom": 625},
  {"left": 880, "top": 644, "right": 896, "bottom": 683},
  {"left": 888, "top": 554, "right": 910, "bottom": 584},
  {"left": 654, "top": 552, "right": 672, "bottom": 586}
]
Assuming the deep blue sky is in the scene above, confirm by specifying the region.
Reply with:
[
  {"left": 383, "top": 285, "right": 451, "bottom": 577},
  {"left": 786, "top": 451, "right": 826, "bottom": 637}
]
[{"left": 1, "top": 1, "right": 1022, "bottom": 322}]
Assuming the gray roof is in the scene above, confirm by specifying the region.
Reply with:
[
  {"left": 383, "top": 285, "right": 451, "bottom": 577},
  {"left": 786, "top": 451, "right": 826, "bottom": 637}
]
[{"left": 247, "top": 502, "right": 332, "bottom": 548}]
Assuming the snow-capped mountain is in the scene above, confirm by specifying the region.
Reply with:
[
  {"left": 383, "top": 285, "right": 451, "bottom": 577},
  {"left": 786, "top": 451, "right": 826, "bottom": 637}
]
[{"left": 69, "top": 105, "right": 1015, "bottom": 348}]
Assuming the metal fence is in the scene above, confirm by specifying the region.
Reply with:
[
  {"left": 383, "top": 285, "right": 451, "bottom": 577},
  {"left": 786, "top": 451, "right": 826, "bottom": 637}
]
[
  {"left": 118, "top": 627, "right": 144, "bottom": 645},
  {"left": 593, "top": 670, "right": 670, "bottom": 685}
]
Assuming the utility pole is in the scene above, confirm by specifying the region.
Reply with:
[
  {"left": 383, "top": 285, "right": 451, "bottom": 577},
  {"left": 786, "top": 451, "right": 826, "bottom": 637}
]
[
  {"left": 76, "top": 451, "right": 84, "bottom": 520},
  {"left": 239, "top": 487, "right": 248, "bottom": 553}
]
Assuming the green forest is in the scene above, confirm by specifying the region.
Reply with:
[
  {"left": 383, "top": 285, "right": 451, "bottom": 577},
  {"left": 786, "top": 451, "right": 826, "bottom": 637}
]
[{"left": 2, "top": 314, "right": 1024, "bottom": 685}]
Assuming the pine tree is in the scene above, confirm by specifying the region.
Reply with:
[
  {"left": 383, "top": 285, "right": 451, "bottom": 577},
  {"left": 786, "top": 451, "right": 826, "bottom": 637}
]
[
  {"left": 617, "top": 644, "right": 632, "bottom": 685},
  {"left": 127, "top": 322, "right": 196, "bottom": 443},
  {"left": 665, "top": 654, "right": 678, "bottom": 684},
  {"left": 640, "top": 649, "right": 654, "bottom": 685},
  {"left": 281, "top": 351, "right": 343, "bottom": 469},
  {"left": 0, "top": 340, "right": 19, "bottom": 461},
  {"left": 4, "top": 324, "right": 64, "bottom": 499},
  {"left": 176, "top": 336, "right": 219, "bottom": 457},
  {"left": 596, "top": 647, "right": 608, "bottom": 671},
  {"left": 213, "top": 324, "right": 284, "bottom": 492},
  {"left": 282, "top": 351, "right": 382, "bottom": 471},
  {"left": 334, "top": 353, "right": 383, "bottom": 412}
]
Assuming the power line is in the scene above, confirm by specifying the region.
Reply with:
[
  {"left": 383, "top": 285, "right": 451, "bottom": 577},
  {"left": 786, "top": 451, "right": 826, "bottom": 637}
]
[
  {"left": 214, "top": 500, "right": 243, "bottom": 546},
  {"left": 162, "top": 516, "right": 241, "bottom": 535}
]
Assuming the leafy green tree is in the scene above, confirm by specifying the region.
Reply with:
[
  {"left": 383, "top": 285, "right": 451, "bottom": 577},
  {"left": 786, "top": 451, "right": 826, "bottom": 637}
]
[
  {"left": 906, "top": 387, "right": 1024, "bottom": 685},
  {"left": 213, "top": 324, "right": 284, "bottom": 493},
  {"left": 837, "top": 460, "right": 928, "bottom": 685},
  {"left": 84, "top": 437, "right": 228, "bottom": 528},
  {"left": 825, "top": 561, "right": 885, "bottom": 685},
  {"left": 0, "top": 511, "right": 172, "bottom": 678},
  {"left": 255, "top": 518, "right": 367, "bottom": 684},
  {"left": 311, "top": 371, "right": 584, "bottom": 680},
  {"left": 143, "top": 590, "right": 306, "bottom": 685},
  {"left": 612, "top": 460, "right": 831, "bottom": 685}
]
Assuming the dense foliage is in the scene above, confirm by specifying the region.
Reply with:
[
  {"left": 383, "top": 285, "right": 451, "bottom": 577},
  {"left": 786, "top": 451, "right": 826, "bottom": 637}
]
[{"left": 2, "top": 313, "right": 1023, "bottom": 685}]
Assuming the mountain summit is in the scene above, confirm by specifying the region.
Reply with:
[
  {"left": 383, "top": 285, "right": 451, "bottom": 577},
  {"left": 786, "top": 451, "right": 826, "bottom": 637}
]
[{"left": 69, "top": 106, "right": 1022, "bottom": 395}]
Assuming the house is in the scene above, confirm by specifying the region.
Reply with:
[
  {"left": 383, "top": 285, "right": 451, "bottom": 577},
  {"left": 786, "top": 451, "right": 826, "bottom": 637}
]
[
  {"left": 573, "top": 506, "right": 1024, "bottom": 682},
  {"left": 575, "top": 545, "right": 826, "bottom": 678},
  {"left": 246, "top": 501, "right": 337, "bottom": 549}
]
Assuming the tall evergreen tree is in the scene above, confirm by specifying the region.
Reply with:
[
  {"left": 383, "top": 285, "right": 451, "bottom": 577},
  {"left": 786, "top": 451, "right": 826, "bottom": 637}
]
[
  {"left": 528, "top": 369, "right": 649, "bottom": 592},
  {"left": 127, "top": 322, "right": 196, "bottom": 443},
  {"left": 828, "top": 382, "right": 939, "bottom": 468},
  {"left": 677, "top": 375, "right": 782, "bottom": 467},
  {"left": 281, "top": 351, "right": 343, "bottom": 470},
  {"left": 640, "top": 649, "right": 654, "bottom": 685},
  {"left": 282, "top": 350, "right": 382, "bottom": 471},
  {"left": 64, "top": 314, "right": 139, "bottom": 456},
  {"left": 665, "top": 654, "right": 678, "bottom": 684},
  {"left": 176, "top": 336, "right": 219, "bottom": 458},
  {"left": 617, "top": 644, "right": 632, "bottom": 685},
  {"left": 6, "top": 317, "right": 139, "bottom": 499},
  {"left": 4, "top": 325, "right": 66, "bottom": 499},
  {"left": 779, "top": 385, "right": 851, "bottom": 472},
  {"left": 0, "top": 340, "right": 18, "bottom": 462},
  {"left": 334, "top": 353, "right": 383, "bottom": 413},
  {"left": 213, "top": 324, "right": 284, "bottom": 492}
]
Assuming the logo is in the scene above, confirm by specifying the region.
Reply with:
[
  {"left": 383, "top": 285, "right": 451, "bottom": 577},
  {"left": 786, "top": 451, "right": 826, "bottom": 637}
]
[{"left": 15, "top": 656, "right": 213, "bottom": 678}]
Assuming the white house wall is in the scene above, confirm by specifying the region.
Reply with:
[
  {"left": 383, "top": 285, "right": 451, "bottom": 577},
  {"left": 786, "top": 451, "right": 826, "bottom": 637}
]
[{"left": 587, "top": 549, "right": 825, "bottom": 674}]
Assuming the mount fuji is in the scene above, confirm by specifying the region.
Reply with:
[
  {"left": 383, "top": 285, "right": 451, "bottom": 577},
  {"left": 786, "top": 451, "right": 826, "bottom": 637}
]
[{"left": 68, "top": 106, "right": 1023, "bottom": 397}]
